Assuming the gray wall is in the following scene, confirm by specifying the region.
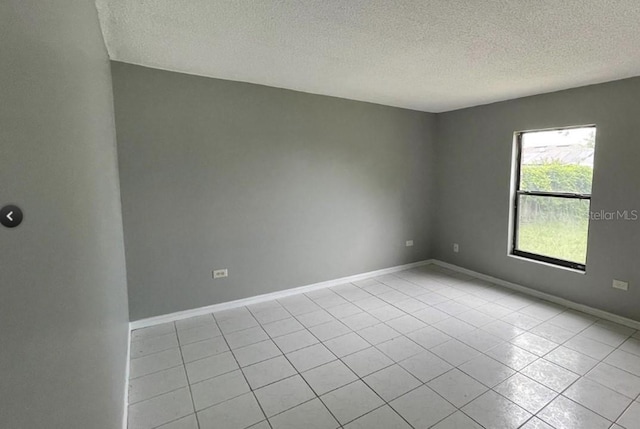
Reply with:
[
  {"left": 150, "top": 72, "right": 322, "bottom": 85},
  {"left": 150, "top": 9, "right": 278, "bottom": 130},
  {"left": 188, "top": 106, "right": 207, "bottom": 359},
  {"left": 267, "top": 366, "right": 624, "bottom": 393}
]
[
  {"left": 434, "top": 78, "right": 640, "bottom": 321},
  {"left": 111, "top": 62, "right": 437, "bottom": 321},
  {"left": 0, "top": 1, "right": 129, "bottom": 428}
]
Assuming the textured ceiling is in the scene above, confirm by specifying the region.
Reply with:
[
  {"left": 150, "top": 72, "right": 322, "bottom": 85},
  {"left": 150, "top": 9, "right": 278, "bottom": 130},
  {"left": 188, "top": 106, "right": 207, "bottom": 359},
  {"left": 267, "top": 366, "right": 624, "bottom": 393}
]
[{"left": 96, "top": 0, "right": 640, "bottom": 112}]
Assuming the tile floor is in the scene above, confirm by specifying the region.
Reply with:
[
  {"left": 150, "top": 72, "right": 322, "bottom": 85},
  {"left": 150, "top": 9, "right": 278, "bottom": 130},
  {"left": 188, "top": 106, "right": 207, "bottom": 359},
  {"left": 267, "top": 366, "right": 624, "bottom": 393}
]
[{"left": 127, "top": 265, "right": 640, "bottom": 429}]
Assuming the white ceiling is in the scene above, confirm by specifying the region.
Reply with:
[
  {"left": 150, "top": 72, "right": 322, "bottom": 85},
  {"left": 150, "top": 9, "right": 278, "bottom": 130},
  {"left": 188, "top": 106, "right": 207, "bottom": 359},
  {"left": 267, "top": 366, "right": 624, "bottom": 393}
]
[{"left": 96, "top": 0, "right": 640, "bottom": 112}]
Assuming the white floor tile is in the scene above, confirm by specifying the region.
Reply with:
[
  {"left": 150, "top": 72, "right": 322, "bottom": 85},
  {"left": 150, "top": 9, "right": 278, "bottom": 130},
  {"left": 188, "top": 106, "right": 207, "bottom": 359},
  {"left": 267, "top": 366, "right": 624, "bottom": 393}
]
[
  {"left": 321, "top": 380, "right": 385, "bottom": 425},
  {"left": 456, "top": 329, "right": 503, "bottom": 352},
  {"left": 433, "top": 317, "right": 475, "bottom": 337},
  {"left": 132, "top": 323, "right": 175, "bottom": 342},
  {"left": 224, "top": 326, "right": 269, "bottom": 349},
  {"left": 519, "top": 417, "right": 555, "bottom": 429},
  {"left": 129, "top": 366, "right": 188, "bottom": 404},
  {"left": 617, "top": 401, "right": 640, "bottom": 429},
  {"left": 547, "top": 310, "right": 596, "bottom": 333},
  {"left": 538, "top": 396, "right": 610, "bottom": 429},
  {"left": 324, "top": 332, "right": 370, "bottom": 357},
  {"left": 393, "top": 298, "right": 428, "bottom": 314},
  {"left": 406, "top": 326, "right": 452, "bottom": 349},
  {"left": 296, "top": 309, "right": 335, "bottom": 328},
  {"left": 177, "top": 324, "right": 221, "bottom": 345},
  {"left": 156, "top": 414, "right": 198, "bottom": 429},
  {"left": 363, "top": 364, "right": 421, "bottom": 401},
  {"left": 368, "top": 305, "right": 406, "bottom": 322},
  {"left": 273, "top": 329, "right": 319, "bottom": 353},
  {"left": 510, "top": 332, "right": 558, "bottom": 356},
  {"left": 390, "top": 386, "right": 456, "bottom": 429},
  {"left": 585, "top": 363, "right": 640, "bottom": 398},
  {"left": 462, "top": 390, "right": 531, "bottom": 429},
  {"left": 431, "top": 339, "right": 481, "bottom": 366},
  {"left": 455, "top": 309, "right": 495, "bottom": 327},
  {"left": 242, "top": 355, "right": 297, "bottom": 389},
  {"left": 530, "top": 322, "right": 575, "bottom": 344},
  {"left": 501, "top": 312, "right": 542, "bottom": 330},
  {"left": 431, "top": 411, "right": 483, "bottom": 429},
  {"left": 521, "top": 359, "right": 579, "bottom": 392},
  {"left": 459, "top": 354, "right": 515, "bottom": 387},
  {"left": 358, "top": 323, "right": 401, "bottom": 345},
  {"left": 494, "top": 373, "right": 557, "bottom": 414},
  {"left": 180, "top": 336, "right": 228, "bottom": 363},
  {"left": 131, "top": 333, "right": 180, "bottom": 359},
  {"left": 191, "top": 369, "right": 250, "bottom": 411},
  {"left": 481, "top": 320, "right": 524, "bottom": 341},
  {"left": 341, "top": 312, "right": 381, "bottom": 331},
  {"left": 130, "top": 348, "right": 183, "bottom": 379},
  {"left": 262, "top": 317, "right": 305, "bottom": 338},
  {"left": 197, "top": 392, "right": 264, "bottom": 429},
  {"left": 412, "top": 306, "right": 452, "bottom": 325},
  {"left": 176, "top": 314, "right": 216, "bottom": 331},
  {"left": 376, "top": 336, "right": 425, "bottom": 362},
  {"left": 564, "top": 377, "right": 632, "bottom": 421},
  {"left": 302, "top": 360, "right": 358, "bottom": 395},
  {"left": 326, "top": 303, "right": 362, "bottom": 319},
  {"left": 565, "top": 335, "right": 615, "bottom": 360},
  {"left": 269, "top": 398, "right": 339, "bottom": 429},
  {"left": 252, "top": 306, "right": 291, "bottom": 325},
  {"left": 128, "top": 387, "right": 194, "bottom": 429},
  {"left": 343, "top": 346, "right": 393, "bottom": 377},
  {"left": 255, "top": 375, "right": 315, "bottom": 417},
  {"left": 185, "top": 351, "right": 238, "bottom": 384},
  {"left": 127, "top": 268, "right": 637, "bottom": 429},
  {"left": 619, "top": 337, "right": 640, "bottom": 357},
  {"left": 385, "top": 315, "right": 427, "bottom": 334},
  {"left": 428, "top": 369, "right": 488, "bottom": 407},
  {"left": 486, "top": 343, "right": 538, "bottom": 371},
  {"left": 309, "top": 320, "right": 351, "bottom": 342},
  {"left": 286, "top": 343, "right": 336, "bottom": 372},
  {"left": 218, "top": 315, "right": 259, "bottom": 335},
  {"left": 544, "top": 346, "right": 598, "bottom": 375},
  {"left": 604, "top": 349, "right": 640, "bottom": 376},
  {"left": 233, "top": 339, "right": 281, "bottom": 367},
  {"left": 352, "top": 296, "right": 387, "bottom": 312},
  {"left": 398, "top": 350, "right": 452, "bottom": 383},
  {"left": 580, "top": 320, "right": 634, "bottom": 348},
  {"left": 435, "top": 300, "right": 472, "bottom": 316},
  {"left": 343, "top": 405, "right": 411, "bottom": 429}
]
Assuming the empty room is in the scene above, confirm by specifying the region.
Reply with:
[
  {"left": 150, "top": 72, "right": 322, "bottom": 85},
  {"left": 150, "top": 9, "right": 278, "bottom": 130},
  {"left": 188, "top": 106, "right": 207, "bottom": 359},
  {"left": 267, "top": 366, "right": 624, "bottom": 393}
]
[{"left": 2, "top": 1, "right": 640, "bottom": 428}]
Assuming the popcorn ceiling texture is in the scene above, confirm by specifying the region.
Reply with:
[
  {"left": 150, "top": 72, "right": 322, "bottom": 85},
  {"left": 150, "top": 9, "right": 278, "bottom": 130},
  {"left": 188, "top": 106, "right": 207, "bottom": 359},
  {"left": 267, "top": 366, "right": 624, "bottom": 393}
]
[{"left": 96, "top": 0, "right": 640, "bottom": 112}]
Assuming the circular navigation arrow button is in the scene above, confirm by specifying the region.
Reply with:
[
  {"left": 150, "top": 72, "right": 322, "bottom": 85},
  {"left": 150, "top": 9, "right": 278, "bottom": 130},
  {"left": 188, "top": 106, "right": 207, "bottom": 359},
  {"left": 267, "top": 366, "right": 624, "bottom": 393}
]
[{"left": 1, "top": 205, "right": 23, "bottom": 228}]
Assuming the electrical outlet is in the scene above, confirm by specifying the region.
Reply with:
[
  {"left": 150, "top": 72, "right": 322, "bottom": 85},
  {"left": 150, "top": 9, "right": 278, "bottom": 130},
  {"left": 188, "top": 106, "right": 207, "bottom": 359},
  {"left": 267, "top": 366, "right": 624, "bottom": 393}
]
[
  {"left": 453, "top": 243, "right": 459, "bottom": 253},
  {"left": 612, "top": 279, "right": 628, "bottom": 291},
  {"left": 213, "top": 269, "right": 228, "bottom": 279},
  {"left": 405, "top": 240, "right": 414, "bottom": 247}
]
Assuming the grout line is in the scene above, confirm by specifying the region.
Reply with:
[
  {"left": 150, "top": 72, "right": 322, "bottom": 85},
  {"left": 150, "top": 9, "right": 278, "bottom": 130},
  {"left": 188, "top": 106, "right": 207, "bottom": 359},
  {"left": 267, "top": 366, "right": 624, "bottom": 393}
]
[
  {"left": 175, "top": 321, "right": 201, "bottom": 429},
  {"left": 127, "top": 266, "right": 639, "bottom": 429},
  {"left": 279, "top": 277, "right": 451, "bottom": 428},
  {"left": 216, "top": 311, "right": 274, "bottom": 429}
]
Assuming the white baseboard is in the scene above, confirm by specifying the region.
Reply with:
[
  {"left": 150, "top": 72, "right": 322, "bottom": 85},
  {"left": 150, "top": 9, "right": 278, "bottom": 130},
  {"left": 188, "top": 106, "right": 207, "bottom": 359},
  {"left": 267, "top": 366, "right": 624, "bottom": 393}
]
[
  {"left": 432, "top": 260, "right": 640, "bottom": 330},
  {"left": 122, "top": 326, "right": 130, "bottom": 429},
  {"left": 128, "top": 257, "right": 639, "bottom": 332},
  {"left": 129, "top": 259, "right": 434, "bottom": 330}
]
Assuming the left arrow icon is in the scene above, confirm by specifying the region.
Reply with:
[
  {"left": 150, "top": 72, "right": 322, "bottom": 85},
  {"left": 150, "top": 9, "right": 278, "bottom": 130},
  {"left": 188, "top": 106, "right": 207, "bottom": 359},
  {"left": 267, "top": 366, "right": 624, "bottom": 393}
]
[{"left": 1, "top": 205, "right": 23, "bottom": 228}]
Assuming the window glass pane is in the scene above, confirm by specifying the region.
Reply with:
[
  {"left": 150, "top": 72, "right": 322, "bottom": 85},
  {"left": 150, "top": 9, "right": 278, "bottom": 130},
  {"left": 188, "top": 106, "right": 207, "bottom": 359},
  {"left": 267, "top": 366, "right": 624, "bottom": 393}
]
[
  {"left": 520, "top": 127, "right": 595, "bottom": 194},
  {"left": 516, "top": 195, "right": 590, "bottom": 264}
]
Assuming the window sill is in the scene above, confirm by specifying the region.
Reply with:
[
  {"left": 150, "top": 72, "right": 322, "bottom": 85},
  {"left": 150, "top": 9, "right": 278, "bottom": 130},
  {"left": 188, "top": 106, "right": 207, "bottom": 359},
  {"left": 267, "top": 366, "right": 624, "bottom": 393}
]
[{"left": 508, "top": 253, "right": 587, "bottom": 275}]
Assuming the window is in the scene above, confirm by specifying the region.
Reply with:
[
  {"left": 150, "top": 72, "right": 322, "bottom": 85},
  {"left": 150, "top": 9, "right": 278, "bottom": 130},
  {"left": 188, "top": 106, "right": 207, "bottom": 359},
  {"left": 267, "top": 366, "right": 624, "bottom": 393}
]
[{"left": 511, "top": 125, "right": 596, "bottom": 271}]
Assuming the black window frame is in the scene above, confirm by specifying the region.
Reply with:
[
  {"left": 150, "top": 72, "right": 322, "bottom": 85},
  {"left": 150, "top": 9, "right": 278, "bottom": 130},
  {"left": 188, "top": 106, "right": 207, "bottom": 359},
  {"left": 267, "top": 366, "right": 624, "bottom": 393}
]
[{"left": 511, "top": 126, "right": 595, "bottom": 271}]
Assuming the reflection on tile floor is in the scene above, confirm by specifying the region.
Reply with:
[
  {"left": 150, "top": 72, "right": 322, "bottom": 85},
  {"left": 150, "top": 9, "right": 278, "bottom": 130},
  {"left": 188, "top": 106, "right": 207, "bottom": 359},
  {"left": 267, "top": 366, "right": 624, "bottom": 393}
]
[{"left": 127, "top": 265, "right": 640, "bottom": 429}]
